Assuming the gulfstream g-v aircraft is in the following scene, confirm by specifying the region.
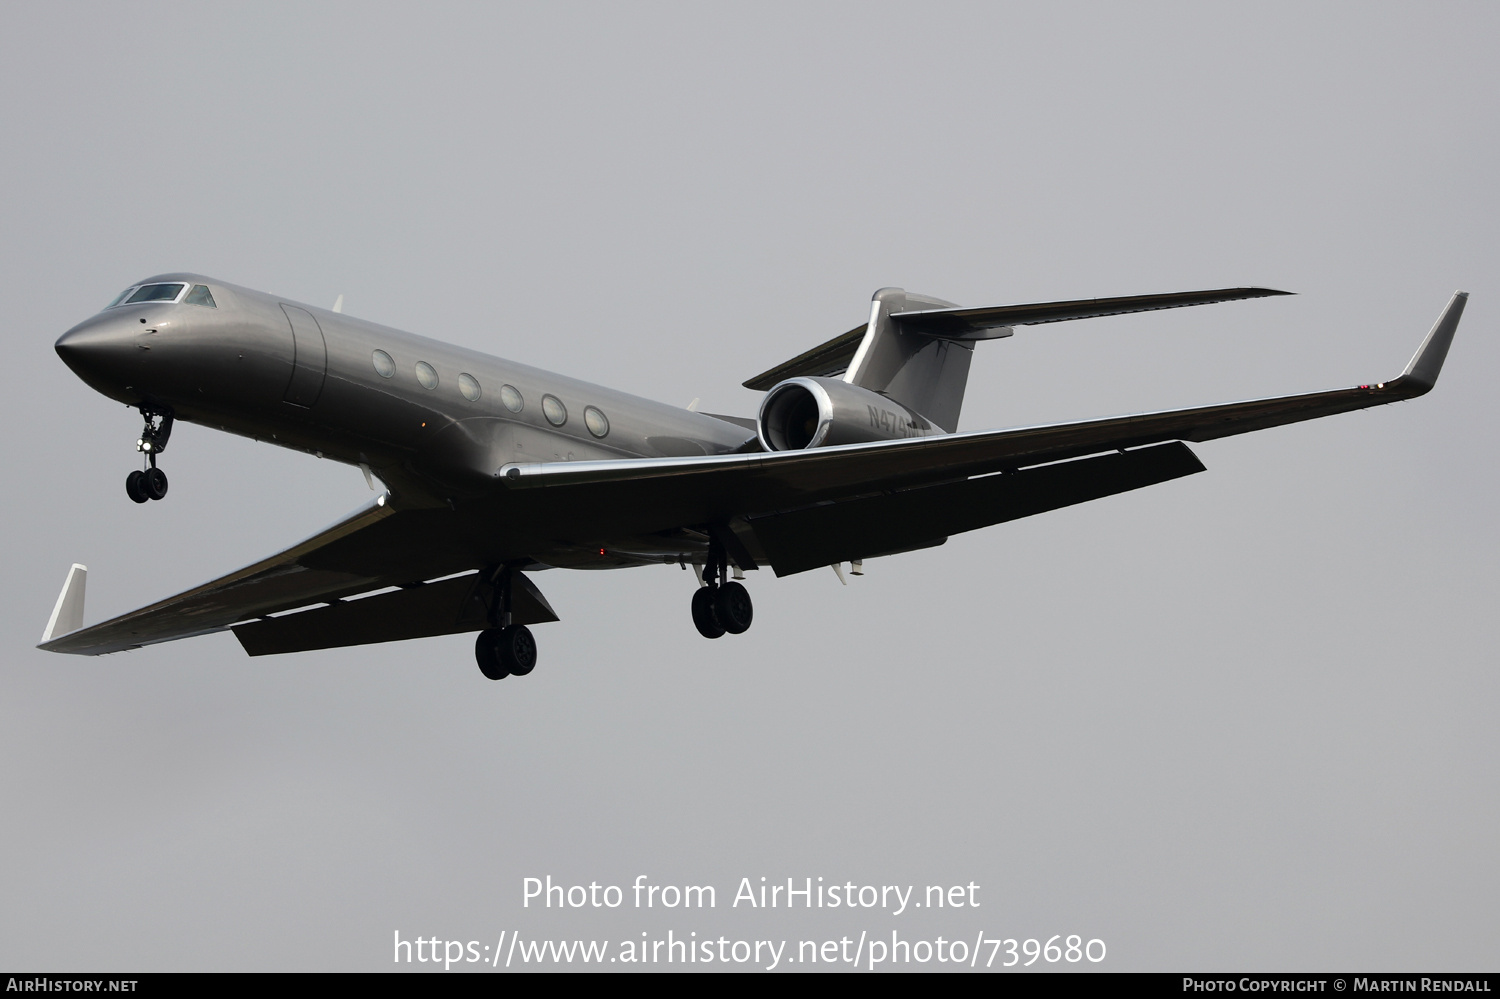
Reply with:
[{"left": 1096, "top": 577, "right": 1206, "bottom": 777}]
[{"left": 40, "top": 276, "right": 1467, "bottom": 679}]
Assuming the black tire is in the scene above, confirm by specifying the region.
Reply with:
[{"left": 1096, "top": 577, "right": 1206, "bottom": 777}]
[
  {"left": 475, "top": 629, "right": 509, "bottom": 680},
  {"left": 125, "top": 469, "right": 148, "bottom": 504},
  {"left": 691, "top": 585, "right": 725, "bottom": 639},
  {"left": 714, "top": 581, "right": 754, "bottom": 634},
  {"left": 499, "top": 625, "right": 537, "bottom": 676},
  {"left": 142, "top": 467, "right": 168, "bottom": 501}
]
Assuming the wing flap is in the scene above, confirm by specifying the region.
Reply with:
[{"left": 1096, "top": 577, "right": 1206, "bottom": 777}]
[
  {"left": 747, "top": 442, "right": 1206, "bottom": 576},
  {"left": 231, "top": 570, "right": 558, "bottom": 656}
]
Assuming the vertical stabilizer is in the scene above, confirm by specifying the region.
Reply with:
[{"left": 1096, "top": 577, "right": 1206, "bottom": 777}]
[
  {"left": 843, "top": 288, "right": 975, "bottom": 432},
  {"left": 41, "top": 564, "right": 87, "bottom": 644}
]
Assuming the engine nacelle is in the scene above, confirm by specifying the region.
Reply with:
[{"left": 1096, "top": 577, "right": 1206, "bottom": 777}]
[{"left": 756, "top": 376, "right": 941, "bottom": 451}]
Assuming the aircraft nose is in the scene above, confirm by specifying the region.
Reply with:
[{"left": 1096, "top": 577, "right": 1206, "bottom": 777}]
[{"left": 55, "top": 315, "right": 142, "bottom": 385}]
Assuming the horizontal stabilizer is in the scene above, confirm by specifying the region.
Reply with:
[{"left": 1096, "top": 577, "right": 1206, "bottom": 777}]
[
  {"left": 743, "top": 287, "right": 1290, "bottom": 389},
  {"left": 743, "top": 323, "right": 869, "bottom": 391},
  {"left": 891, "top": 287, "right": 1291, "bottom": 339},
  {"left": 700, "top": 412, "right": 758, "bottom": 432},
  {"left": 746, "top": 442, "right": 1206, "bottom": 576}
]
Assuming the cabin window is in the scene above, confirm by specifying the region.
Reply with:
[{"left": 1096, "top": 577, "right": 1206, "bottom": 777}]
[
  {"left": 184, "top": 285, "right": 217, "bottom": 308},
  {"left": 542, "top": 394, "right": 567, "bottom": 426},
  {"left": 123, "top": 283, "right": 186, "bottom": 305},
  {"left": 458, "top": 372, "right": 481, "bottom": 402},
  {"left": 415, "top": 361, "right": 439, "bottom": 390},
  {"left": 499, "top": 384, "right": 523, "bottom": 413},
  {"left": 372, "top": 350, "right": 395, "bottom": 378},
  {"left": 584, "top": 406, "right": 609, "bottom": 438}
]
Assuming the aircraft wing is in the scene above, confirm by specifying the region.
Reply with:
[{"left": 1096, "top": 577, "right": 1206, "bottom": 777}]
[
  {"left": 37, "top": 497, "right": 558, "bottom": 656},
  {"left": 499, "top": 291, "right": 1466, "bottom": 560}
]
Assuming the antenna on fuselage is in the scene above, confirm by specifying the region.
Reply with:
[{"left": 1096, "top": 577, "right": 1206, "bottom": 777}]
[{"left": 332, "top": 295, "right": 344, "bottom": 314}]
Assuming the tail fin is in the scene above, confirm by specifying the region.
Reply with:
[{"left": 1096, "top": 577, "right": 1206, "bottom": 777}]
[{"left": 842, "top": 288, "right": 981, "bottom": 432}]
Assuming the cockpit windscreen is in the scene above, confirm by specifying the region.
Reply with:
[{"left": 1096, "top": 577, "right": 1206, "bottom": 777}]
[
  {"left": 104, "top": 283, "right": 187, "bottom": 309},
  {"left": 102, "top": 283, "right": 218, "bottom": 310}
]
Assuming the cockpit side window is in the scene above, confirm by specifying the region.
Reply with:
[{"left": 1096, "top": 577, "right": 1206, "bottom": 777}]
[
  {"left": 104, "top": 287, "right": 136, "bottom": 310},
  {"left": 184, "top": 285, "right": 217, "bottom": 308},
  {"left": 123, "top": 283, "right": 187, "bottom": 305}
]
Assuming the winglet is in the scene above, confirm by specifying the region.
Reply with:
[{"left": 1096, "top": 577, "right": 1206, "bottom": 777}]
[
  {"left": 1397, "top": 291, "right": 1468, "bottom": 395},
  {"left": 40, "top": 564, "right": 87, "bottom": 645}
]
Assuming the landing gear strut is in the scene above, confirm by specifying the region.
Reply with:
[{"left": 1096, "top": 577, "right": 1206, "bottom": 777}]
[
  {"left": 474, "top": 565, "right": 538, "bottom": 680},
  {"left": 690, "top": 541, "right": 753, "bottom": 639},
  {"left": 126, "top": 405, "right": 173, "bottom": 504}
]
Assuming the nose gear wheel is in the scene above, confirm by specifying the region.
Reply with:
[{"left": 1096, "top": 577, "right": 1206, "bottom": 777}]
[{"left": 125, "top": 466, "right": 168, "bottom": 502}]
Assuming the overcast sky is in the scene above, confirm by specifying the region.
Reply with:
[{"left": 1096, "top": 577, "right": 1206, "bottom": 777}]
[{"left": 2, "top": 1, "right": 1496, "bottom": 972}]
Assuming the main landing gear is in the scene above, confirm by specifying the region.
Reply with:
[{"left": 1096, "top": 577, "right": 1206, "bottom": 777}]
[
  {"left": 690, "top": 543, "right": 753, "bottom": 639},
  {"left": 126, "top": 405, "right": 173, "bottom": 504},
  {"left": 475, "top": 625, "right": 536, "bottom": 680},
  {"left": 474, "top": 566, "right": 538, "bottom": 681}
]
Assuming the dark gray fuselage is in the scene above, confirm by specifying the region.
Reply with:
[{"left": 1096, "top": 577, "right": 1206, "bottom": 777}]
[{"left": 56, "top": 274, "right": 753, "bottom": 510}]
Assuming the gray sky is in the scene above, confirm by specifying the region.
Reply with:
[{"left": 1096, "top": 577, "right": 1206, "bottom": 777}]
[{"left": 2, "top": 1, "right": 1496, "bottom": 972}]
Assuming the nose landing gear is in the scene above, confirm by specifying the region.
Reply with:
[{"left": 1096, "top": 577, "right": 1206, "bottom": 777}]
[{"left": 125, "top": 405, "right": 173, "bottom": 504}]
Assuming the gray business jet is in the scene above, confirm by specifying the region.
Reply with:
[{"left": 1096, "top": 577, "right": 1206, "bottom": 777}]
[{"left": 40, "top": 276, "right": 1466, "bottom": 679}]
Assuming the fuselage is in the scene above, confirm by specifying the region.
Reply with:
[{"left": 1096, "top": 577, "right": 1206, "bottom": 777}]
[{"left": 55, "top": 274, "right": 753, "bottom": 506}]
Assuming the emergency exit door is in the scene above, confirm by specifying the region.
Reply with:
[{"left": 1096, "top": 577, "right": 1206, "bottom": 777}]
[{"left": 280, "top": 304, "right": 327, "bottom": 408}]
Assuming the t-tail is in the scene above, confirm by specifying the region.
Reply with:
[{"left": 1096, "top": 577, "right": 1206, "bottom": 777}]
[{"left": 744, "top": 285, "right": 1291, "bottom": 449}]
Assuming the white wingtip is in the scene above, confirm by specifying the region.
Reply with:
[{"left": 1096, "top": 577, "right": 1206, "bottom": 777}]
[{"left": 41, "top": 564, "right": 87, "bottom": 644}]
